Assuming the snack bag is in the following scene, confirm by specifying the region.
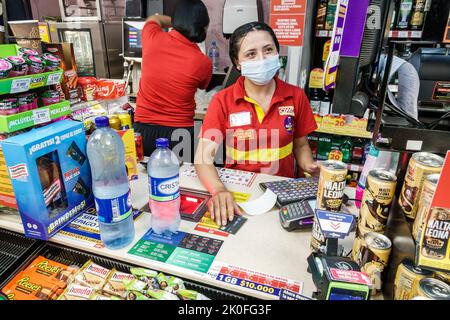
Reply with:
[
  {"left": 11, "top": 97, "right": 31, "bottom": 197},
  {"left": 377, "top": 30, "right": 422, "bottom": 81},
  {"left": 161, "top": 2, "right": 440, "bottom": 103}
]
[
  {"left": 91, "top": 293, "right": 123, "bottom": 300},
  {"left": 123, "top": 278, "right": 149, "bottom": 293},
  {"left": 125, "top": 291, "right": 153, "bottom": 300},
  {"left": 130, "top": 267, "right": 159, "bottom": 289},
  {"left": 146, "top": 289, "right": 179, "bottom": 300},
  {"left": 25, "top": 256, "right": 75, "bottom": 284},
  {"left": 156, "top": 273, "right": 185, "bottom": 293},
  {"left": 74, "top": 260, "right": 111, "bottom": 291},
  {"left": 2, "top": 271, "right": 65, "bottom": 300}
]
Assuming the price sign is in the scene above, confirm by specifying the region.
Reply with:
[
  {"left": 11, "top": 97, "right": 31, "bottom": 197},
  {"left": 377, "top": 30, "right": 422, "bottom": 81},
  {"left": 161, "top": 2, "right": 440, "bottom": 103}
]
[
  {"left": 316, "top": 210, "right": 355, "bottom": 239},
  {"left": 32, "top": 108, "right": 51, "bottom": 125},
  {"left": 46, "top": 73, "right": 62, "bottom": 86},
  {"left": 10, "top": 78, "right": 31, "bottom": 93}
]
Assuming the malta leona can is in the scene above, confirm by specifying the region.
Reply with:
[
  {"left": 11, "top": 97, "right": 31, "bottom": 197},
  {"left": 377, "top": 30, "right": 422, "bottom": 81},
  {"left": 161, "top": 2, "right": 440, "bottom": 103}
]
[
  {"left": 412, "top": 173, "right": 440, "bottom": 242},
  {"left": 310, "top": 160, "right": 347, "bottom": 252},
  {"left": 393, "top": 259, "right": 434, "bottom": 300},
  {"left": 359, "top": 169, "right": 397, "bottom": 232},
  {"left": 415, "top": 278, "right": 450, "bottom": 300},
  {"left": 399, "top": 152, "right": 444, "bottom": 220}
]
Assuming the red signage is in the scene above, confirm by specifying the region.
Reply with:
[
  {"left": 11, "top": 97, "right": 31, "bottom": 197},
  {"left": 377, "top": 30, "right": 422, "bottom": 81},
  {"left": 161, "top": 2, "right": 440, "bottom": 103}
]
[
  {"left": 269, "top": 0, "right": 307, "bottom": 46},
  {"left": 329, "top": 268, "right": 372, "bottom": 286}
]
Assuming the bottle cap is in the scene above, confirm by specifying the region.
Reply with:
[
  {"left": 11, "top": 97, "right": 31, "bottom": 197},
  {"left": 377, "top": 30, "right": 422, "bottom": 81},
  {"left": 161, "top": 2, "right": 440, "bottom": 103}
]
[
  {"left": 94, "top": 116, "right": 110, "bottom": 128},
  {"left": 156, "top": 138, "right": 169, "bottom": 148}
]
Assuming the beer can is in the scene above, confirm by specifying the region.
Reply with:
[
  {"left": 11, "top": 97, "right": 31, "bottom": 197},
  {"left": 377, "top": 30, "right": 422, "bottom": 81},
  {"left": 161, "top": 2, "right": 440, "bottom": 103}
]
[
  {"left": 416, "top": 278, "right": 450, "bottom": 300},
  {"left": 357, "top": 232, "right": 392, "bottom": 295},
  {"left": 310, "top": 160, "right": 348, "bottom": 252},
  {"left": 412, "top": 174, "right": 440, "bottom": 242},
  {"left": 109, "top": 115, "right": 122, "bottom": 131},
  {"left": 421, "top": 206, "right": 450, "bottom": 261},
  {"left": 352, "top": 224, "right": 374, "bottom": 261},
  {"left": 435, "top": 271, "right": 450, "bottom": 285},
  {"left": 399, "top": 152, "right": 444, "bottom": 220},
  {"left": 118, "top": 112, "right": 132, "bottom": 130},
  {"left": 359, "top": 169, "right": 397, "bottom": 232},
  {"left": 393, "top": 259, "right": 434, "bottom": 300}
]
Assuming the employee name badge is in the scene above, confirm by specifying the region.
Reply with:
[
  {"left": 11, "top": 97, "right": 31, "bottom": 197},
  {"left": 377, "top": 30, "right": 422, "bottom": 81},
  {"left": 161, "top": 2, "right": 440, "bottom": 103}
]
[{"left": 229, "top": 112, "right": 251, "bottom": 127}]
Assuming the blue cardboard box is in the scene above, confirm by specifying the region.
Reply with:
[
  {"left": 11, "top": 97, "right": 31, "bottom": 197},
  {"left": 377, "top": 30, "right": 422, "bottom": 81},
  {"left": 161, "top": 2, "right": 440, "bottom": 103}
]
[{"left": 2, "top": 120, "right": 94, "bottom": 240}]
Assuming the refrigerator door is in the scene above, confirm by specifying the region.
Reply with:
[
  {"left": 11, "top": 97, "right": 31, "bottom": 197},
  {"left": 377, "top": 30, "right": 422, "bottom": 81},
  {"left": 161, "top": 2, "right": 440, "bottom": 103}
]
[
  {"left": 48, "top": 22, "right": 108, "bottom": 78},
  {"left": 100, "top": 0, "right": 125, "bottom": 22},
  {"left": 58, "top": 0, "right": 102, "bottom": 21},
  {"left": 103, "top": 21, "right": 124, "bottom": 79}
]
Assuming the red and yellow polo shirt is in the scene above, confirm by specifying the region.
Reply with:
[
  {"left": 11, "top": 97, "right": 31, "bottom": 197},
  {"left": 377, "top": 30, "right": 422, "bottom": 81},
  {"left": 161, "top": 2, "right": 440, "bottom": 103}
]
[{"left": 199, "top": 76, "right": 317, "bottom": 178}]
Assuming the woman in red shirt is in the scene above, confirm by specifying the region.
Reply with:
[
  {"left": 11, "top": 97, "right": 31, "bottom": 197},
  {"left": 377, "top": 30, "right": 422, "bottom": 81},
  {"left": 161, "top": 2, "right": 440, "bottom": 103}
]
[
  {"left": 134, "top": 0, "right": 212, "bottom": 160},
  {"left": 195, "top": 22, "right": 319, "bottom": 226}
]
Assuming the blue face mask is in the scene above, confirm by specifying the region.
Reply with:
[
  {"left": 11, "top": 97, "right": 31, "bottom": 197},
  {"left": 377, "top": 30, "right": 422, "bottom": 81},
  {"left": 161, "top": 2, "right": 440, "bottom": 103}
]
[{"left": 240, "top": 54, "right": 281, "bottom": 86}]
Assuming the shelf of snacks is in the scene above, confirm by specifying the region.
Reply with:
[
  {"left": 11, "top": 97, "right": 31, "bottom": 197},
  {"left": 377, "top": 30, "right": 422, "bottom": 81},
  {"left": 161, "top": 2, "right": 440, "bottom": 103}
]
[
  {"left": 0, "top": 100, "right": 71, "bottom": 133},
  {"left": 314, "top": 114, "right": 373, "bottom": 139},
  {"left": 0, "top": 44, "right": 63, "bottom": 95}
]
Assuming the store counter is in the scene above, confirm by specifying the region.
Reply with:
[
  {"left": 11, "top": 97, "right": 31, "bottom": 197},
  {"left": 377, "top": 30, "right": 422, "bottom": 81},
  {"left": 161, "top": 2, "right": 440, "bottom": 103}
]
[{"left": 0, "top": 164, "right": 358, "bottom": 300}]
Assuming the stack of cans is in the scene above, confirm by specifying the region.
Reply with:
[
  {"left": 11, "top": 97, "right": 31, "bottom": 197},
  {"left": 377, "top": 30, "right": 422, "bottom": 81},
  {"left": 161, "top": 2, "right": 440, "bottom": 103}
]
[{"left": 352, "top": 169, "right": 397, "bottom": 296}]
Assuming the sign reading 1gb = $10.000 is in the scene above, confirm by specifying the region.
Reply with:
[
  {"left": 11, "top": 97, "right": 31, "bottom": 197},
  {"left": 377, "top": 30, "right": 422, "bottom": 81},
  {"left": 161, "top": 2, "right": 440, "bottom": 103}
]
[{"left": 316, "top": 210, "right": 355, "bottom": 239}]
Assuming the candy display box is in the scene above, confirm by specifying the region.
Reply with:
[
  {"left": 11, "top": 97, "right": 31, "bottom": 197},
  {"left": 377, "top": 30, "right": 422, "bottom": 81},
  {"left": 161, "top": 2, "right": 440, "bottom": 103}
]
[{"left": 1, "top": 120, "right": 93, "bottom": 240}]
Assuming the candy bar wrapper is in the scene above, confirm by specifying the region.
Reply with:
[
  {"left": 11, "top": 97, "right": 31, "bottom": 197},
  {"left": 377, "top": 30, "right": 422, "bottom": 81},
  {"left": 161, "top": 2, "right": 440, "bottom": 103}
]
[
  {"left": 130, "top": 267, "right": 159, "bottom": 289},
  {"left": 74, "top": 260, "right": 111, "bottom": 291},
  {"left": 72, "top": 177, "right": 91, "bottom": 199},
  {"left": 177, "top": 289, "right": 210, "bottom": 301},
  {"left": 67, "top": 141, "right": 86, "bottom": 166},
  {"left": 102, "top": 269, "right": 135, "bottom": 298},
  {"left": 25, "top": 256, "right": 75, "bottom": 285},
  {"left": 2, "top": 271, "right": 66, "bottom": 300},
  {"left": 58, "top": 283, "right": 95, "bottom": 300},
  {"left": 146, "top": 289, "right": 179, "bottom": 300},
  {"left": 156, "top": 272, "right": 185, "bottom": 293}
]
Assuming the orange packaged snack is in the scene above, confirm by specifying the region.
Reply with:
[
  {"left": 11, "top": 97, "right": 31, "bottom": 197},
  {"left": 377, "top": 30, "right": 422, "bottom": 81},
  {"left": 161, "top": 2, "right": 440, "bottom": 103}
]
[
  {"left": 1, "top": 271, "right": 65, "bottom": 300},
  {"left": 24, "top": 256, "right": 75, "bottom": 284}
]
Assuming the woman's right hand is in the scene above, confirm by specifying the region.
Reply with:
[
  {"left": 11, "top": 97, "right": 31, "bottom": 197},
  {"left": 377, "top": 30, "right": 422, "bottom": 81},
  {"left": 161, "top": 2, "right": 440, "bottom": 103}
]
[{"left": 208, "top": 189, "right": 243, "bottom": 227}]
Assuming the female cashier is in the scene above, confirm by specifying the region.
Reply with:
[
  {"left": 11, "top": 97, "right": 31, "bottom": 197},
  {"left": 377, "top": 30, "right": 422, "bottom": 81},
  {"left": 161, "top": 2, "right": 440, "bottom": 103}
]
[
  {"left": 195, "top": 22, "right": 319, "bottom": 227},
  {"left": 134, "top": 0, "right": 212, "bottom": 159}
]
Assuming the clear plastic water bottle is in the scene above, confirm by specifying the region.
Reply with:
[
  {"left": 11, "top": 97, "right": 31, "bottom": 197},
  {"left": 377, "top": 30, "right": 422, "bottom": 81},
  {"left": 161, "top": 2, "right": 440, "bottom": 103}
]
[
  {"left": 148, "top": 138, "right": 180, "bottom": 235},
  {"left": 208, "top": 41, "right": 220, "bottom": 72},
  {"left": 86, "top": 116, "right": 135, "bottom": 249}
]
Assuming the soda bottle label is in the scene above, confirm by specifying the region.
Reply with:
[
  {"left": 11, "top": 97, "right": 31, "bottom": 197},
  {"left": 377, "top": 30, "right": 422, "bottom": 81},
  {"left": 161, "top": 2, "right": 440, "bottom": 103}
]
[
  {"left": 149, "top": 174, "right": 180, "bottom": 202},
  {"left": 95, "top": 190, "right": 132, "bottom": 223}
]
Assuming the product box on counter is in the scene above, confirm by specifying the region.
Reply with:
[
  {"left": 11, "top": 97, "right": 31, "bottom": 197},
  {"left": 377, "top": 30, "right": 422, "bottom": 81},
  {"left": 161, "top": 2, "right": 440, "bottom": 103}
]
[
  {"left": 1, "top": 120, "right": 94, "bottom": 240},
  {"left": 117, "top": 128, "right": 138, "bottom": 181}
]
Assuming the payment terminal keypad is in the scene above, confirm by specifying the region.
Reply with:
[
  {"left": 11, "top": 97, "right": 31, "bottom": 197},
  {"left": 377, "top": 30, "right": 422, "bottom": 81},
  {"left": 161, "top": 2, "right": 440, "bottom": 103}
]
[
  {"left": 260, "top": 178, "right": 319, "bottom": 207},
  {"left": 279, "top": 201, "right": 315, "bottom": 231}
]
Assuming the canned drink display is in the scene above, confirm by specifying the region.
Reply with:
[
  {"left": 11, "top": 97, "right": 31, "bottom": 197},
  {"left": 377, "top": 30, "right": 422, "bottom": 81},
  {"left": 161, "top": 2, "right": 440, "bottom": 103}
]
[
  {"left": 435, "top": 271, "right": 450, "bottom": 285},
  {"left": 356, "top": 232, "right": 392, "bottom": 294},
  {"left": 134, "top": 132, "right": 144, "bottom": 162},
  {"left": 310, "top": 160, "right": 348, "bottom": 252},
  {"left": 359, "top": 169, "right": 397, "bottom": 232},
  {"left": 421, "top": 206, "right": 450, "bottom": 261},
  {"left": 415, "top": 278, "right": 450, "bottom": 300},
  {"left": 109, "top": 115, "right": 122, "bottom": 131},
  {"left": 399, "top": 152, "right": 444, "bottom": 220},
  {"left": 412, "top": 174, "right": 440, "bottom": 242},
  {"left": 393, "top": 259, "right": 434, "bottom": 300}
]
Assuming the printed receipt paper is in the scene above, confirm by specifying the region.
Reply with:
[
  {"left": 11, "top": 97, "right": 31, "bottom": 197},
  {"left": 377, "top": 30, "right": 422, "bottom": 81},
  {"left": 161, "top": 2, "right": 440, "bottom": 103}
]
[{"left": 237, "top": 189, "right": 277, "bottom": 216}]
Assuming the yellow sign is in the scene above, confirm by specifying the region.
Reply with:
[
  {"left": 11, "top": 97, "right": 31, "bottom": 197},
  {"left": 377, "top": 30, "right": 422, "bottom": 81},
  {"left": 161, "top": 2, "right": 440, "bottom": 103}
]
[
  {"left": 322, "top": 40, "right": 331, "bottom": 62},
  {"left": 39, "top": 23, "right": 50, "bottom": 43},
  {"left": 232, "top": 192, "right": 251, "bottom": 203}
]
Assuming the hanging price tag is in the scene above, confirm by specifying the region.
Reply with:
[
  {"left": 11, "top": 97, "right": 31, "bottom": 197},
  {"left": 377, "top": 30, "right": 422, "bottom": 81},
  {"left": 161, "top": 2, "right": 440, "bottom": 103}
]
[
  {"left": 46, "top": 73, "right": 62, "bottom": 86},
  {"left": 32, "top": 108, "right": 51, "bottom": 125},
  {"left": 10, "top": 78, "right": 31, "bottom": 93}
]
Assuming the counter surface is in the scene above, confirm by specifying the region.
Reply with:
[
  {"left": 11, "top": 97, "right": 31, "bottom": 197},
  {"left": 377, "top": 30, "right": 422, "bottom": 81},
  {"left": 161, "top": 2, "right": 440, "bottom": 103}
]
[{"left": 0, "top": 164, "right": 358, "bottom": 300}]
